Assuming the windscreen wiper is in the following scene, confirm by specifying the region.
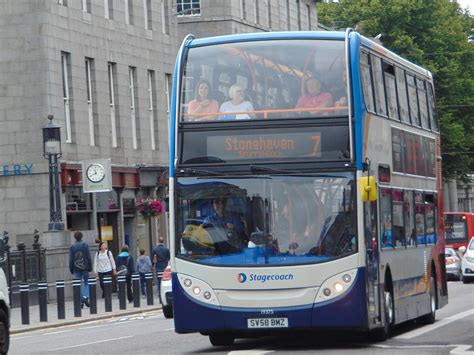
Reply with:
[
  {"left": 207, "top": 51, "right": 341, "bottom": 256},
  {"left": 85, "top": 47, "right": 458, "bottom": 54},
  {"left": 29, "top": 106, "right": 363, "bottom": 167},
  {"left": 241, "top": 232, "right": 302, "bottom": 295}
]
[
  {"left": 249, "top": 165, "right": 290, "bottom": 174},
  {"left": 178, "top": 167, "right": 221, "bottom": 176}
]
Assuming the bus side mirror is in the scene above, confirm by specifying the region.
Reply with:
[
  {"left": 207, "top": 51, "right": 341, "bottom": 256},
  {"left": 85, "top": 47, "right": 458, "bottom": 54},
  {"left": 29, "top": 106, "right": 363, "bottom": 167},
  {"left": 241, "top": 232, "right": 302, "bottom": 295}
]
[
  {"left": 360, "top": 176, "right": 377, "bottom": 202},
  {"left": 458, "top": 246, "right": 466, "bottom": 254}
]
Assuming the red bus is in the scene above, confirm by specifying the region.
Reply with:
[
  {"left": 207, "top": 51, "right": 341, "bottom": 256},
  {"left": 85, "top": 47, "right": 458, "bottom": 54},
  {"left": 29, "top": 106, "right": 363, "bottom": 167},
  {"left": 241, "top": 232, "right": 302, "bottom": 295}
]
[{"left": 444, "top": 212, "right": 474, "bottom": 250}]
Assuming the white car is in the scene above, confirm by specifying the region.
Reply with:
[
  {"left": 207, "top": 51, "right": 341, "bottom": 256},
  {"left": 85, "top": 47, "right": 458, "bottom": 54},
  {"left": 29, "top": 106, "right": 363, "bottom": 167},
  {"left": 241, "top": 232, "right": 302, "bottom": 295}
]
[
  {"left": 0, "top": 239, "right": 10, "bottom": 354},
  {"left": 459, "top": 237, "right": 474, "bottom": 284},
  {"left": 160, "top": 264, "right": 173, "bottom": 318}
]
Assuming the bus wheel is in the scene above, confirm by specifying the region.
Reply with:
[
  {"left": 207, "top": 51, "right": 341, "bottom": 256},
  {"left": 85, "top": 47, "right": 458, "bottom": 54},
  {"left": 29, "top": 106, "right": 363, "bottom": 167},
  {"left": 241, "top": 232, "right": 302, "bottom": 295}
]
[
  {"left": 0, "top": 309, "right": 9, "bottom": 355},
  {"left": 418, "top": 275, "right": 436, "bottom": 324},
  {"left": 162, "top": 305, "right": 173, "bottom": 319},
  {"left": 209, "top": 333, "right": 235, "bottom": 346},
  {"left": 370, "top": 289, "right": 393, "bottom": 342}
]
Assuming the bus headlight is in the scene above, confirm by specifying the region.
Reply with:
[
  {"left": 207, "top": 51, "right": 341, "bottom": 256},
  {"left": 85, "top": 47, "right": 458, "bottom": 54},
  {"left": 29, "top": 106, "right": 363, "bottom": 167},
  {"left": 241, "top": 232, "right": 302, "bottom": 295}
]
[
  {"left": 333, "top": 282, "right": 344, "bottom": 293},
  {"left": 315, "top": 269, "right": 357, "bottom": 303},
  {"left": 178, "top": 274, "right": 220, "bottom": 306}
]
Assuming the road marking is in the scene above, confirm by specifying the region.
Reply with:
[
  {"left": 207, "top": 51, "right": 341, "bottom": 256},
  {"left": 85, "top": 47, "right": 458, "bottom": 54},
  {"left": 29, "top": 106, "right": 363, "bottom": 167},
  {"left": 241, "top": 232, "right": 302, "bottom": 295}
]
[
  {"left": 394, "top": 308, "right": 474, "bottom": 339},
  {"left": 10, "top": 335, "right": 34, "bottom": 340},
  {"left": 50, "top": 335, "right": 133, "bottom": 351},
  {"left": 79, "top": 324, "right": 108, "bottom": 330},
  {"left": 229, "top": 351, "right": 274, "bottom": 355},
  {"left": 43, "top": 329, "right": 74, "bottom": 336},
  {"left": 373, "top": 344, "right": 473, "bottom": 354},
  {"left": 450, "top": 345, "right": 474, "bottom": 354}
]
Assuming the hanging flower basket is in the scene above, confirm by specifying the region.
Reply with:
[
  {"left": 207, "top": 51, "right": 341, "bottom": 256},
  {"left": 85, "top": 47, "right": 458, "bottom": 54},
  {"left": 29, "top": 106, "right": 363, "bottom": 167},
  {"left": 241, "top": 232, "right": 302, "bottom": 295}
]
[{"left": 136, "top": 198, "right": 164, "bottom": 217}]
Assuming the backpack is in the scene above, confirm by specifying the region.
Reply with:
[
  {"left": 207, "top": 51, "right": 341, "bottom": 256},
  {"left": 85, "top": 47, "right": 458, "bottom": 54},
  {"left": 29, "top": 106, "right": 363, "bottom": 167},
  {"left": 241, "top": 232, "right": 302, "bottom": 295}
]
[
  {"left": 73, "top": 250, "right": 86, "bottom": 271},
  {"left": 116, "top": 255, "right": 130, "bottom": 276}
]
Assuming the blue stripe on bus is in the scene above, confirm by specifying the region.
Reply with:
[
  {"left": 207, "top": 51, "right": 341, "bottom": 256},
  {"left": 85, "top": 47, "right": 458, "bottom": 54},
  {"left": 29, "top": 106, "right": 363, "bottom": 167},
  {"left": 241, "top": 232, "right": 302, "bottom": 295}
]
[
  {"left": 169, "top": 60, "right": 179, "bottom": 178},
  {"left": 187, "top": 31, "right": 347, "bottom": 48},
  {"left": 172, "top": 268, "right": 368, "bottom": 334},
  {"left": 349, "top": 32, "right": 364, "bottom": 171}
]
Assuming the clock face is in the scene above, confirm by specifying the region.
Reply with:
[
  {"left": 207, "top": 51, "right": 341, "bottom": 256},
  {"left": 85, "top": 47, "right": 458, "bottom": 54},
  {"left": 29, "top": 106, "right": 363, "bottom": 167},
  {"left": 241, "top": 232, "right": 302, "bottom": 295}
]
[{"left": 86, "top": 163, "right": 106, "bottom": 183}]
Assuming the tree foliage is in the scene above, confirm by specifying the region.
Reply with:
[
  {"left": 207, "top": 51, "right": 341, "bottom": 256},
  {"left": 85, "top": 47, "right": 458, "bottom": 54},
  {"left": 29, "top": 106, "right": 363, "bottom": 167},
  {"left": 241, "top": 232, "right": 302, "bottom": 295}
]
[{"left": 318, "top": 0, "right": 474, "bottom": 182}]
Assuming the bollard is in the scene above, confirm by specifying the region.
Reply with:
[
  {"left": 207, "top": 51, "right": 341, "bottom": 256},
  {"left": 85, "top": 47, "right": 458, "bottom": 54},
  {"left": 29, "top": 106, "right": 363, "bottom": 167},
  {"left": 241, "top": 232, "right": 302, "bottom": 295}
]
[
  {"left": 20, "top": 283, "right": 30, "bottom": 325},
  {"left": 38, "top": 281, "right": 48, "bottom": 322},
  {"left": 117, "top": 275, "right": 126, "bottom": 310},
  {"left": 104, "top": 275, "right": 112, "bottom": 312},
  {"left": 145, "top": 272, "right": 154, "bottom": 306},
  {"left": 72, "top": 278, "right": 82, "bottom": 317},
  {"left": 88, "top": 277, "right": 97, "bottom": 315},
  {"left": 132, "top": 273, "right": 140, "bottom": 308},
  {"left": 56, "top": 280, "right": 65, "bottom": 319}
]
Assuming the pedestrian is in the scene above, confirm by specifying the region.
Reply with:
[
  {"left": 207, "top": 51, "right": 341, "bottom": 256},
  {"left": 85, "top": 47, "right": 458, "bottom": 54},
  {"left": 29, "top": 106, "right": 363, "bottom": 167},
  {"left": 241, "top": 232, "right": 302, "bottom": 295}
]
[
  {"left": 136, "top": 248, "right": 152, "bottom": 297},
  {"left": 94, "top": 241, "right": 116, "bottom": 298},
  {"left": 116, "top": 245, "right": 134, "bottom": 302},
  {"left": 152, "top": 237, "right": 170, "bottom": 299},
  {"left": 68, "top": 231, "right": 93, "bottom": 308}
]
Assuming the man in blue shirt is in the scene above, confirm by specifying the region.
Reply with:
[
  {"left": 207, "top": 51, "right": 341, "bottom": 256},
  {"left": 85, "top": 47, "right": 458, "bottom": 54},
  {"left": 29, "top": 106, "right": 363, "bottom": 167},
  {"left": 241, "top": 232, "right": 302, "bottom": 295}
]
[
  {"left": 153, "top": 237, "right": 170, "bottom": 298},
  {"left": 203, "top": 198, "right": 245, "bottom": 252},
  {"left": 69, "top": 231, "right": 92, "bottom": 308}
]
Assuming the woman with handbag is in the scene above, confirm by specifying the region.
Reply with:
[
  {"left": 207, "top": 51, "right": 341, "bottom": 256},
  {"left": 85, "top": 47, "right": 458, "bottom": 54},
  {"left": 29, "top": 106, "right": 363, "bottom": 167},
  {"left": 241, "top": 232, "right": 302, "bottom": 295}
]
[{"left": 94, "top": 241, "right": 116, "bottom": 298}]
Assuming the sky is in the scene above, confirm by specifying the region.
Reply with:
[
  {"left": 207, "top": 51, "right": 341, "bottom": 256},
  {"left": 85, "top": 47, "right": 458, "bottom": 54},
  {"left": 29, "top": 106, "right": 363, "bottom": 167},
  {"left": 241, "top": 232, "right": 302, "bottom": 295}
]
[{"left": 456, "top": 0, "right": 471, "bottom": 11}]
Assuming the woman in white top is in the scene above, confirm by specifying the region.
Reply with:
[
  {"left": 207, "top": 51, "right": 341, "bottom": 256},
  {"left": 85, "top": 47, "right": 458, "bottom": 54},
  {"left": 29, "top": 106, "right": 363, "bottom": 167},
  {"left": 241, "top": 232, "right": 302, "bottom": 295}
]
[
  {"left": 94, "top": 241, "right": 116, "bottom": 298},
  {"left": 219, "top": 84, "right": 254, "bottom": 120}
]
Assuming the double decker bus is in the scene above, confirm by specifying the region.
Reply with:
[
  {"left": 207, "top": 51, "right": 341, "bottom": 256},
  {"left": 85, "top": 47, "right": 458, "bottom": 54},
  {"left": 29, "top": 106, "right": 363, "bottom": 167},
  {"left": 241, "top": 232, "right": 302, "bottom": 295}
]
[
  {"left": 169, "top": 30, "right": 447, "bottom": 345},
  {"left": 444, "top": 212, "right": 474, "bottom": 250}
]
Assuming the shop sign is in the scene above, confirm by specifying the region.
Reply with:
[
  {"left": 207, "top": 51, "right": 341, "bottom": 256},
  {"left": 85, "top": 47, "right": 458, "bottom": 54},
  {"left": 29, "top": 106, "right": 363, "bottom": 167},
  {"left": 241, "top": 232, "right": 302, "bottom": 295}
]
[{"left": 2, "top": 163, "right": 33, "bottom": 177}]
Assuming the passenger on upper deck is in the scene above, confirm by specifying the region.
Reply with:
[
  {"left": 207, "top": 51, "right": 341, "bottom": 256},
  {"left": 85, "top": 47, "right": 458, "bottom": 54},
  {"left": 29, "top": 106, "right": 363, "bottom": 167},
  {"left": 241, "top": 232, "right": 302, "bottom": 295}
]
[
  {"left": 333, "top": 70, "right": 348, "bottom": 107},
  {"left": 295, "top": 77, "right": 333, "bottom": 112},
  {"left": 219, "top": 84, "right": 255, "bottom": 120},
  {"left": 187, "top": 79, "right": 219, "bottom": 121}
]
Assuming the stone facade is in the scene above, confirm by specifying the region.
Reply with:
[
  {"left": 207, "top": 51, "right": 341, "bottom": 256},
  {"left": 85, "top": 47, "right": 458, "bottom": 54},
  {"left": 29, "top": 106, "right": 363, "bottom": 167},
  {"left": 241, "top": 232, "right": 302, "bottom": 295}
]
[{"left": 1, "top": 0, "right": 321, "bottom": 297}]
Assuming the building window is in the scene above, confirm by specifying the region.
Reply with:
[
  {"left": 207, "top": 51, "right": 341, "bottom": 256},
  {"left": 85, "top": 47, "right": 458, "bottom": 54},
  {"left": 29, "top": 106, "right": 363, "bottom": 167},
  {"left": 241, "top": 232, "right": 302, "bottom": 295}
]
[
  {"left": 58, "top": 0, "right": 67, "bottom": 6},
  {"left": 253, "top": 0, "right": 259, "bottom": 24},
  {"left": 240, "top": 0, "right": 245, "bottom": 19},
  {"left": 177, "top": 0, "right": 200, "bottom": 16},
  {"left": 61, "top": 52, "right": 72, "bottom": 143},
  {"left": 161, "top": 0, "right": 170, "bottom": 34},
  {"left": 144, "top": 0, "right": 152, "bottom": 30},
  {"left": 165, "top": 73, "right": 172, "bottom": 113},
  {"left": 125, "top": 0, "right": 134, "bottom": 25},
  {"left": 148, "top": 70, "right": 158, "bottom": 150},
  {"left": 129, "top": 67, "right": 139, "bottom": 150},
  {"left": 296, "top": 0, "right": 301, "bottom": 30},
  {"left": 104, "top": 0, "right": 113, "bottom": 19},
  {"left": 108, "top": 62, "right": 120, "bottom": 148},
  {"left": 85, "top": 58, "right": 97, "bottom": 146},
  {"left": 286, "top": 0, "right": 290, "bottom": 30},
  {"left": 266, "top": 0, "right": 271, "bottom": 28},
  {"left": 82, "top": 0, "right": 91, "bottom": 13},
  {"left": 306, "top": 4, "right": 311, "bottom": 30}
]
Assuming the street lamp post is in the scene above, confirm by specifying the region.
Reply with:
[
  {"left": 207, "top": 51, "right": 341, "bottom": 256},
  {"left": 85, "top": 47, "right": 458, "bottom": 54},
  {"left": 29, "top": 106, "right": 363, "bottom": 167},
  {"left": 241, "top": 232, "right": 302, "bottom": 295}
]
[{"left": 42, "top": 115, "right": 64, "bottom": 231}]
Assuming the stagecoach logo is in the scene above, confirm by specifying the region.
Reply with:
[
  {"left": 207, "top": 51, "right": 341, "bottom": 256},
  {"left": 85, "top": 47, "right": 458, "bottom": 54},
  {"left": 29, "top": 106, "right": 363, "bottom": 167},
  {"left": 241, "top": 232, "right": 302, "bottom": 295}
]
[
  {"left": 237, "top": 272, "right": 295, "bottom": 283},
  {"left": 237, "top": 273, "right": 247, "bottom": 283}
]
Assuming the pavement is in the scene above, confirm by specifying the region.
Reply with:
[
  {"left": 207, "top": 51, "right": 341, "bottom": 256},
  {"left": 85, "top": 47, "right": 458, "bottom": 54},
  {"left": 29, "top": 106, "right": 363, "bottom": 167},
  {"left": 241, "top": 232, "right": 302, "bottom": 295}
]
[{"left": 10, "top": 293, "right": 163, "bottom": 334}]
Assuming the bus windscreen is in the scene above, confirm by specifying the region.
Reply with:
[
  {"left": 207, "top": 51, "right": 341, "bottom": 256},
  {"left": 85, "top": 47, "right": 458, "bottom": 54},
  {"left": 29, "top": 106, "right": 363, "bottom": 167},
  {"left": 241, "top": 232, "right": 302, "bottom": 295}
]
[
  {"left": 180, "top": 39, "right": 347, "bottom": 122},
  {"left": 175, "top": 173, "right": 356, "bottom": 266}
]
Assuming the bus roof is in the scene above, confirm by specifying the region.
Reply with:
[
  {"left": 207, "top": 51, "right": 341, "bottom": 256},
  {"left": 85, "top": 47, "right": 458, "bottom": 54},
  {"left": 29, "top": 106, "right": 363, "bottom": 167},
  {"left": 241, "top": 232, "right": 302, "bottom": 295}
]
[
  {"left": 185, "top": 30, "right": 432, "bottom": 80},
  {"left": 187, "top": 31, "right": 347, "bottom": 47}
]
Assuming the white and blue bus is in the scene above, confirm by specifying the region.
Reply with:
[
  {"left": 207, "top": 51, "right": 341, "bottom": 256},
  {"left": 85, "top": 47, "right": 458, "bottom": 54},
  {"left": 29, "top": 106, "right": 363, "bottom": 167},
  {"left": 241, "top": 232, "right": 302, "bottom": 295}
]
[{"left": 169, "top": 30, "right": 447, "bottom": 346}]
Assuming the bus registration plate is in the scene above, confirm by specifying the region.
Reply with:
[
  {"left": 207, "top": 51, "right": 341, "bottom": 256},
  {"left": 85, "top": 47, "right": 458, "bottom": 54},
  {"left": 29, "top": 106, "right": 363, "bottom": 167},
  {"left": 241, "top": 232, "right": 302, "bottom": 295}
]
[{"left": 247, "top": 318, "right": 288, "bottom": 328}]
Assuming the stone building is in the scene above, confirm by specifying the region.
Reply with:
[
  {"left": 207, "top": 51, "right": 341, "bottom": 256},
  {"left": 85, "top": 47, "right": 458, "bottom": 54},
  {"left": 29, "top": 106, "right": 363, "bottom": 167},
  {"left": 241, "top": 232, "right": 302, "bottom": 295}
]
[{"left": 0, "top": 0, "right": 319, "bottom": 294}]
